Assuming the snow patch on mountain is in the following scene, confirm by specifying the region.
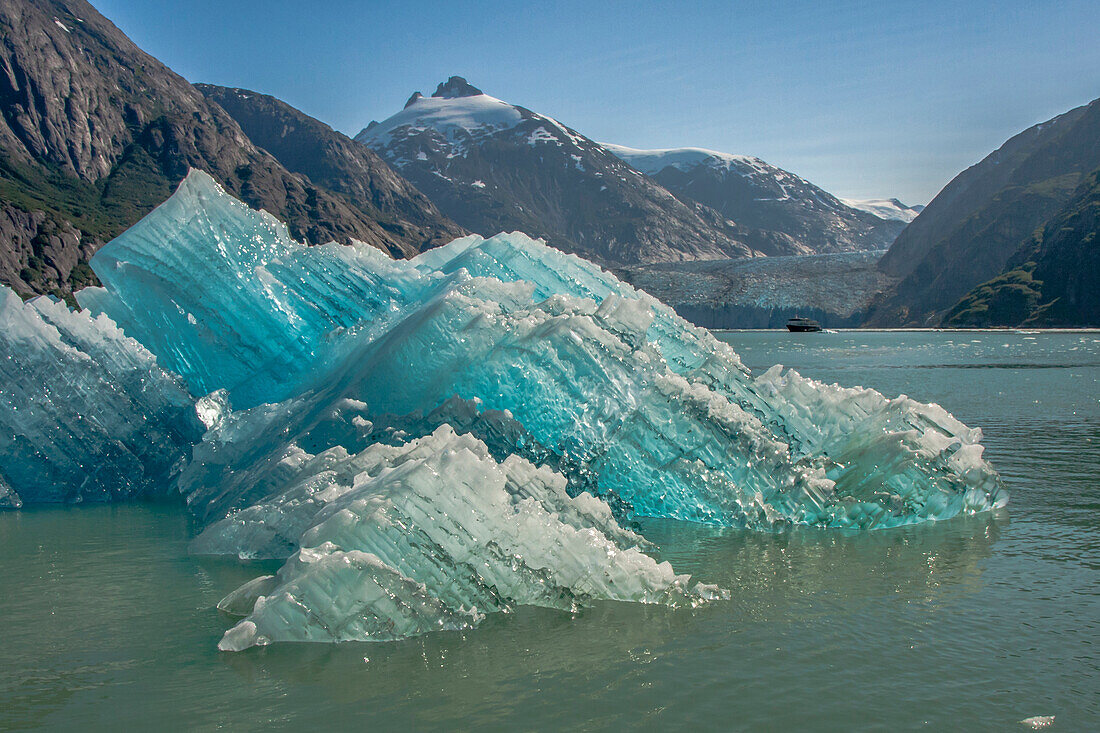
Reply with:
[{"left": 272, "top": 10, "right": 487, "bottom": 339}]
[
  {"left": 600, "top": 142, "right": 912, "bottom": 254},
  {"left": 603, "top": 144, "right": 919, "bottom": 221},
  {"left": 526, "top": 126, "right": 559, "bottom": 145},
  {"left": 842, "top": 198, "right": 923, "bottom": 223},
  {"left": 601, "top": 143, "right": 761, "bottom": 175},
  {"left": 356, "top": 93, "right": 523, "bottom": 154},
  {"left": 602, "top": 143, "right": 838, "bottom": 207}
]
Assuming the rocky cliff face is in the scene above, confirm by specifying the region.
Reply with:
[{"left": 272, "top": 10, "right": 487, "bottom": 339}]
[
  {"left": 865, "top": 96, "right": 1100, "bottom": 326},
  {"left": 0, "top": 0, "right": 460, "bottom": 297},
  {"left": 356, "top": 77, "right": 762, "bottom": 266}
]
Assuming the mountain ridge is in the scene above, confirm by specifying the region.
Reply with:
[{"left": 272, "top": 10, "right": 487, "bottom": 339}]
[
  {"left": 864, "top": 96, "right": 1100, "bottom": 326},
  {"left": 196, "top": 84, "right": 466, "bottom": 253},
  {"left": 943, "top": 166, "right": 1100, "bottom": 327},
  {"left": 602, "top": 143, "right": 911, "bottom": 255},
  {"left": 355, "top": 76, "right": 763, "bottom": 266},
  {"left": 0, "top": 0, "right": 461, "bottom": 297}
]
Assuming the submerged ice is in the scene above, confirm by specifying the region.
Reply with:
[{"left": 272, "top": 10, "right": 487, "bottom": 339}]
[{"left": 0, "top": 169, "right": 1007, "bottom": 647}]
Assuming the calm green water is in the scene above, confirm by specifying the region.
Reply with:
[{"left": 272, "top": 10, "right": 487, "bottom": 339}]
[{"left": 1, "top": 331, "right": 1097, "bottom": 731}]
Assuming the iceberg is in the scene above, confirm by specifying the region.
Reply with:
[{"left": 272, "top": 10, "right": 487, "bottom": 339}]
[
  {"left": 0, "top": 287, "right": 201, "bottom": 504},
  {"left": 76, "top": 171, "right": 430, "bottom": 407},
  {"left": 0, "top": 169, "right": 1009, "bottom": 646},
  {"left": 210, "top": 426, "right": 721, "bottom": 650},
  {"left": 76, "top": 170, "right": 1005, "bottom": 531},
  {"left": 180, "top": 393, "right": 610, "bottom": 528}
]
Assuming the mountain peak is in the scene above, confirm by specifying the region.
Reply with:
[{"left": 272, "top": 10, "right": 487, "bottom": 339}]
[
  {"left": 432, "top": 76, "right": 483, "bottom": 99},
  {"left": 403, "top": 92, "right": 423, "bottom": 109}
]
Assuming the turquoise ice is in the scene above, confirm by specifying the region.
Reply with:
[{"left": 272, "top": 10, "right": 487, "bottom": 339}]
[
  {"left": 0, "top": 287, "right": 201, "bottom": 505},
  {"left": 79, "top": 170, "right": 1006, "bottom": 531},
  {"left": 0, "top": 170, "right": 1009, "bottom": 646}
]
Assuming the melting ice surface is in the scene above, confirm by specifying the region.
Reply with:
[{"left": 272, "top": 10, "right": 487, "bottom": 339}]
[
  {"left": 0, "top": 289, "right": 201, "bottom": 506},
  {"left": 0, "top": 170, "right": 1007, "bottom": 648},
  {"left": 210, "top": 425, "right": 723, "bottom": 650}
]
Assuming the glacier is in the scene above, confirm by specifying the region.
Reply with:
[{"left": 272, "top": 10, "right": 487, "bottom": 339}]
[
  {"left": 0, "top": 169, "right": 1008, "bottom": 647},
  {"left": 619, "top": 250, "right": 896, "bottom": 329}
]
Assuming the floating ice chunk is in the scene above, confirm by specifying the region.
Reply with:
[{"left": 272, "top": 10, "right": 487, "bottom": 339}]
[
  {"left": 0, "top": 287, "right": 201, "bottom": 504},
  {"left": 213, "top": 427, "right": 721, "bottom": 649},
  {"left": 217, "top": 545, "right": 483, "bottom": 650},
  {"left": 0, "top": 475, "right": 21, "bottom": 509},
  {"left": 181, "top": 389, "right": 613, "bottom": 529},
  {"left": 81, "top": 171, "right": 1006, "bottom": 529},
  {"left": 188, "top": 398, "right": 632, "bottom": 558},
  {"left": 342, "top": 277, "right": 816, "bottom": 526},
  {"left": 752, "top": 366, "right": 1005, "bottom": 525}
]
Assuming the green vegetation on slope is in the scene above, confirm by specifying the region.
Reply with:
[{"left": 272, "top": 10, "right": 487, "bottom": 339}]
[{"left": 944, "top": 169, "right": 1100, "bottom": 327}]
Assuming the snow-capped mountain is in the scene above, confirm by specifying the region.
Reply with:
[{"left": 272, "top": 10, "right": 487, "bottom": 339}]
[
  {"left": 841, "top": 198, "right": 923, "bottom": 223},
  {"left": 602, "top": 144, "right": 910, "bottom": 254},
  {"left": 356, "top": 77, "right": 763, "bottom": 266},
  {"left": 361, "top": 80, "right": 526, "bottom": 159}
]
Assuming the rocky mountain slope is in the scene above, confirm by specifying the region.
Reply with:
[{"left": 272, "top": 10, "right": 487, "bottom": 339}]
[
  {"left": 196, "top": 84, "right": 466, "bottom": 252},
  {"left": 602, "top": 144, "right": 911, "bottom": 255},
  {"left": 0, "top": 0, "right": 460, "bottom": 298},
  {"left": 355, "top": 77, "right": 766, "bottom": 266},
  {"left": 943, "top": 167, "right": 1100, "bottom": 327},
  {"left": 864, "top": 96, "right": 1100, "bottom": 326}
]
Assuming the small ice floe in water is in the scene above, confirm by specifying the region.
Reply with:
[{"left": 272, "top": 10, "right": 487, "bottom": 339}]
[{"left": 1019, "top": 715, "right": 1055, "bottom": 729}]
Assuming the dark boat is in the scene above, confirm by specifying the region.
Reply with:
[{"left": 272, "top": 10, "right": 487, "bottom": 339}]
[{"left": 786, "top": 316, "right": 822, "bottom": 332}]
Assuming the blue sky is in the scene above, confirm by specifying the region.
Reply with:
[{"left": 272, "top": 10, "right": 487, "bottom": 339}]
[{"left": 96, "top": 0, "right": 1100, "bottom": 204}]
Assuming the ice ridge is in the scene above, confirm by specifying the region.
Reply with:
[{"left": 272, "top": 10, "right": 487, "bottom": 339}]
[
  {"left": 0, "top": 287, "right": 201, "bottom": 504},
  {"left": 211, "top": 426, "right": 721, "bottom": 650}
]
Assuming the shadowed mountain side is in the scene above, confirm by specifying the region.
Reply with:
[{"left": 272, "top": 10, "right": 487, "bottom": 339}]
[
  {"left": 865, "top": 96, "right": 1100, "bottom": 326},
  {"left": 944, "top": 168, "right": 1100, "bottom": 327},
  {"left": 196, "top": 84, "right": 466, "bottom": 253}
]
